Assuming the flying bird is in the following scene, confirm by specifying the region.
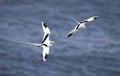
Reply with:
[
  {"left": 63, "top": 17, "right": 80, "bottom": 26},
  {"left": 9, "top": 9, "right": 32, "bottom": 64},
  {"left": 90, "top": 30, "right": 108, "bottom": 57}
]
[
  {"left": 15, "top": 22, "right": 54, "bottom": 61},
  {"left": 67, "top": 16, "right": 98, "bottom": 37},
  {"left": 41, "top": 22, "right": 54, "bottom": 61}
]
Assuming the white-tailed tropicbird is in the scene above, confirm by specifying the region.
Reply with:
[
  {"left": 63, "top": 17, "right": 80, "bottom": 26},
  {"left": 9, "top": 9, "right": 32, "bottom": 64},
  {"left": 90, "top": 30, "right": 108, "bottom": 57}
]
[
  {"left": 15, "top": 22, "right": 54, "bottom": 61},
  {"left": 67, "top": 16, "right": 98, "bottom": 37},
  {"left": 41, "top": 22, "right": 54, "bottom": 61}
]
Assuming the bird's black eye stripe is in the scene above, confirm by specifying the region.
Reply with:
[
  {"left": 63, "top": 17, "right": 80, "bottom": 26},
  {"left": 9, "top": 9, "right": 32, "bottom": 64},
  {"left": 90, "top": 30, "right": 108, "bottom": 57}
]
[{"left": 43, "top": 44, "right": 48, "bottom": 47}]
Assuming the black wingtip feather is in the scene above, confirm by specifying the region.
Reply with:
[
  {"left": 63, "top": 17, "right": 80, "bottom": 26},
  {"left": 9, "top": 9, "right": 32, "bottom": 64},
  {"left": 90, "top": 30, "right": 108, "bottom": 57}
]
[
  {"left": 94, "top": 17, "right": 98, "bottom": 19},
  {"left": 45, "top": 54, "right": 48, "bottom": 59},
  {"left": 42, "top": 22, "right": 47, "bottom": 28},
  {"left": 94, "top": 16, "right": 98, "bottom": 20},
  {"left": 67, "top": 33, "right": 72, "bottom": 37}
]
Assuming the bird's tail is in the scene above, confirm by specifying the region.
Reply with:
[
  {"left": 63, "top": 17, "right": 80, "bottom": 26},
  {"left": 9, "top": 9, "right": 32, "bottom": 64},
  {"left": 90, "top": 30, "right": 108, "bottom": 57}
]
[
  {"left": 13, "top": 40, "right": 41, "bottom": 46},
  {"left": 69, "top": 17, "right": 80, "bottom": 24}
]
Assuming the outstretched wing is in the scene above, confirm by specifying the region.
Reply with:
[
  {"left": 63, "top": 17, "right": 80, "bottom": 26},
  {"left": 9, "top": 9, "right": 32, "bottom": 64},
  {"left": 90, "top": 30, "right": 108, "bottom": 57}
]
[
  {"left": 42, "top": 46, "right": 49, "bottom": 61},
  {"left": 41, "top": 22, "right": 50, "bottom": 43},
  {"left": 81, "top": 16, "right": 98, "bottom": 23},
  {"left": 67, "top": 24, "right": 79, "bottom": 37}
]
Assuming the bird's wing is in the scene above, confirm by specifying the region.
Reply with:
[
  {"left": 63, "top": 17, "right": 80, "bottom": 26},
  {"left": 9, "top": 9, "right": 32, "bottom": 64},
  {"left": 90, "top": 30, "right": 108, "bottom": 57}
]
[
  {"left": 14, "top": 40, "right": 40, "bottom": 46},
  {"left": 67, "top": 23, "right": 87, "bottom": 37},
  {"left": 81, "top": 16, "right": 98, "bottom": 23},
  {"left": 67, "top": 24, "right": 79, "bottom": 37},
  {"left": 41, "top": 22, "right": 50, "bottom": 43},
  {"left": 67, "top": 29, "right": 77, "bottom": 37},
  {"left": 42, "top": 46, "right": 49, "bottom": 61}
]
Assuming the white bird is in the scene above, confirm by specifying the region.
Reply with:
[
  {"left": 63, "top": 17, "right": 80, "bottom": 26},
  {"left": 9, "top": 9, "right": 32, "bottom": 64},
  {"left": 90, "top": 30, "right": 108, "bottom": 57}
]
[
  {"left": 14, "top": 22, "right": 54, "bottom": 62},
  {"left": 67, "top": 16, "right": 98, "bottom": 37},
  {"left": 41, "top": 22, "right": 54, "bottom": 61}
]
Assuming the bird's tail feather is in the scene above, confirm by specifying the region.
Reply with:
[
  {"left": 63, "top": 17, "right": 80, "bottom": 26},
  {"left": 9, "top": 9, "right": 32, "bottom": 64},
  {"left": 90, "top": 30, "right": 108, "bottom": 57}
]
[
  {"left": 69, "top": 17, "right": 80, "bottom": 24},
  {"left": 13, "top": 40, "right": 41, "bottom": 46}
]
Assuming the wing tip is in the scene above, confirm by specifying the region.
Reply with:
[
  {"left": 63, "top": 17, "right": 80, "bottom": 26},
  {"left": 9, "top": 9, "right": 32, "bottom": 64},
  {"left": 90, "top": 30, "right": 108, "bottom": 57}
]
[
  {"left": 42, "top": 22, "right": 47, "bottom": 28},
  {"left": 42, "top": 21, "right": 44, "bottom": 24},
  {"left": 67, "top": 33, "right": 72, "bottom": 37},
  {"left": 43, "top": 54, "right": 48, "bottom": 62},
  {"left": 94, "top": 16, "right": 98, "bottom": 19},
  {"left": 43, "top": 59, "right": 47, "bottom": 62}
]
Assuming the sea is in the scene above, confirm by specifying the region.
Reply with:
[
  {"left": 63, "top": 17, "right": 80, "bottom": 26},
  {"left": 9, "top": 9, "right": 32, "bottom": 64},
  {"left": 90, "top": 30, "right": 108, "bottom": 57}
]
[{"left": 0, "top": 0, "right": 120, "bottom": 76}]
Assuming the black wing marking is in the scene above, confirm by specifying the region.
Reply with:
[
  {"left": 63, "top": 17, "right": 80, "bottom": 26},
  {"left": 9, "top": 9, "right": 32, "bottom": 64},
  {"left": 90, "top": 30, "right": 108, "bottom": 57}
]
[
  {"left": 43, "top": 22, "right": 47, "bottom": 28},
  {"left": 76, "top": 24, "right": 80, "bottom": 30},
  {"left": 94, "top": 16, "right": 98, "bottom": 19},
  {"left": 43, "top": 44, "right": 48, "bottom": 47},
  {"left": 41, "top": 34, "right": 49, "bottom": 43},
  {"left": 80, "top": 20, "right": 89, "bottom": 23},
  {"left": 67, "top": 33, "right": 73, "bottom": 37}
]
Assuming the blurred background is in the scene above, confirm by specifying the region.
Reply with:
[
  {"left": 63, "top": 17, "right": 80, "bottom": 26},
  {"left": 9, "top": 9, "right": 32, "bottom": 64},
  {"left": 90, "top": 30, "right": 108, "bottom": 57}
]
[{"left": 0, "top": 0, "right": 120, "bottom": 76}]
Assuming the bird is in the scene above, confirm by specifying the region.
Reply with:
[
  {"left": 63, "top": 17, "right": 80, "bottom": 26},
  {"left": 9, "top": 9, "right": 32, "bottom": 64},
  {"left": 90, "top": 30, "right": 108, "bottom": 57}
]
[
  {"left": 14, "top": 22, "right": 54, "bottom": 61},
  {"left": 67, "top": 16, "right": 98, "bottom": 37},
  {"left": 40, "top": 22, "right": 54, "bottom": 61}
]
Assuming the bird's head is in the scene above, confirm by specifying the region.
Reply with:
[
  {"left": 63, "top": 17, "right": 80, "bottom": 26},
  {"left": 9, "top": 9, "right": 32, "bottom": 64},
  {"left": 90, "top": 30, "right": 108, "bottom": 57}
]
[{"left": 50, "top": 41, "right": 55, "bottom": 46}]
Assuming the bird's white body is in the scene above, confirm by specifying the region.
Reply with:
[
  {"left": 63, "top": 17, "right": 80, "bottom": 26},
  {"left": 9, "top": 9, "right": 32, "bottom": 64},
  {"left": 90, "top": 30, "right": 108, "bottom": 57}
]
[{"left": 41, "top": 22, "right": 54, "bottom": 61}]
